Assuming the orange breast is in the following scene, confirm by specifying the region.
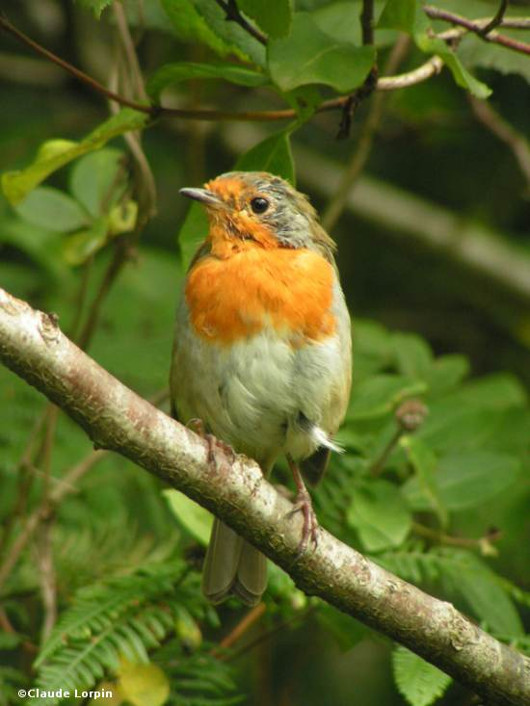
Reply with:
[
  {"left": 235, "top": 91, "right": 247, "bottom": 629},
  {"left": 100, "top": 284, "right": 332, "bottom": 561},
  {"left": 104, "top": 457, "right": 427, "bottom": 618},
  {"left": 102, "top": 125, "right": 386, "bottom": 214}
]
[{"left": 185, "top": 247, "right": 336, "bottom": 346}]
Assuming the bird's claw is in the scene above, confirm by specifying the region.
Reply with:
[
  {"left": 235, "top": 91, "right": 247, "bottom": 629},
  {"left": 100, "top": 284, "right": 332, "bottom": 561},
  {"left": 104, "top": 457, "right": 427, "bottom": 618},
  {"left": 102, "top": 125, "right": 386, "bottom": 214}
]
[
  {"left": 289, "top": 489, "right": 320, "bottom": 557},
  {"left": 187, "top": 418, "right": 236, "bottom": 470}
]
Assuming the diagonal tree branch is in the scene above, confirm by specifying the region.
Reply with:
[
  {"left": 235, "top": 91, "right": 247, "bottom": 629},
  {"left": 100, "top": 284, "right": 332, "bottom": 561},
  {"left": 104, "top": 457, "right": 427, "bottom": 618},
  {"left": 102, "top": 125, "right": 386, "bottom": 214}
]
[{"left": 0, "top": 287, "right": 529, "bottom": 706}]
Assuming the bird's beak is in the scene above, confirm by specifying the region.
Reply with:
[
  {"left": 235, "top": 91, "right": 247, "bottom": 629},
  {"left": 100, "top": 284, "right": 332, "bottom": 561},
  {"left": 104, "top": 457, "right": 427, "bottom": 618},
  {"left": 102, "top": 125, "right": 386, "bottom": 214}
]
[{"left": 179, "top": 187, "right": 224, "bottom": 209}]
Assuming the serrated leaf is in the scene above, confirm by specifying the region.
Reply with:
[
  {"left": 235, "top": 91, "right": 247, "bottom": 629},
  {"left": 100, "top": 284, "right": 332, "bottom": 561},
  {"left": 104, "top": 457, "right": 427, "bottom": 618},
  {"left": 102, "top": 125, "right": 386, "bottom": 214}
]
[
  {"left": 454, "top": 557, "right": 524, "bottom": 635},
  {"left": 69, "top": 148, "right": 127, "bottom": 218},
  {"left": 424, "top": 354, "right": 469, "bottom": 396},
  {"left": 235, "top": 130, "right": 295, "bottom": 183},
  {"left": 393, "top": 646, "right": 452, "bottom": 706},
  {"left": 268, "top": 12, "right": 375, "bottom": 92},
  {"left": 161, "top": 0, "right": 265, "bottom": 65},
  {"left": 190, "top": 0, "right": 266, "bottom": 66},
  {"left": 402, "top": 451, "right": 521, "bottom": 511},
  {"left": 2, "top": 109, "right": 148, "bottom": 205},
  {"left": 238, "top": 0, "right": 293, "bottom": 38},
  {"left": 117, "top": 660, "right": 170, "bottom": 706},
  {"left": 347, "top": 480, "right": 412, "bottom": 551},
  {"left": 174, "top": 607, "right": 202, "bottom": 651},
  {"left": 393, "top": 332, "right": 433, "bottom": 380},
  {"left": 347, "top": 374, "right": 427, "bottom": 420},
  {"left": 76, "top": 0, "right": 113, "bottom": 18},
  {"left": 400, "top": 436, "right": 448, "bottom": 527},
  {"left": 164, "top": 489, "right": 212, "bottom": 546},
  {"left": 147, "top": 61, "right": 268, "bottom": 100}
]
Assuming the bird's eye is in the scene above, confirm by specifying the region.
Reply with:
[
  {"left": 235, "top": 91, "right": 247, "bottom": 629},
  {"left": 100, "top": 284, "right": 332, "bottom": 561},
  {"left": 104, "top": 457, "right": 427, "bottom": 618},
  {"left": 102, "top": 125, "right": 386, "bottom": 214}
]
[{"left": 250, "top": 197, "right": 269, "bottom": 214}]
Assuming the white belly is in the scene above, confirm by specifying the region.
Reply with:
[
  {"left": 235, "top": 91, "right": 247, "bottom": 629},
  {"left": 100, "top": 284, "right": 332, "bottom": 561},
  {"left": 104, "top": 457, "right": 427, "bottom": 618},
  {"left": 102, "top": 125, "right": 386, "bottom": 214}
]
[{"left": 171, "top": 312, "right": 349, "bottom": 465}]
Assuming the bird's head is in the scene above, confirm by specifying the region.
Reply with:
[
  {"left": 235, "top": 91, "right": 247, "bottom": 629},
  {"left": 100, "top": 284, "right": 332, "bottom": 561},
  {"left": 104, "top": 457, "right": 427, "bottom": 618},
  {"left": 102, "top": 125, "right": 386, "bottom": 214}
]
[{"left": 180, "top": 171, "right": 335, "bottom": 259}]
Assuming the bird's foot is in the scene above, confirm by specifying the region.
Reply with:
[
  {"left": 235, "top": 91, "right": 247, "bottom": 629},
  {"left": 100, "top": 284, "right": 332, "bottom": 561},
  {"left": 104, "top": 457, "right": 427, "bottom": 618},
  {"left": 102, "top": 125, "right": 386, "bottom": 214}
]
[
  {"left": 187, "top": 418, "right": 236, "bottom": 470},
  {"left": 289, "top": 487, "right": 320, "bottom": 556}
]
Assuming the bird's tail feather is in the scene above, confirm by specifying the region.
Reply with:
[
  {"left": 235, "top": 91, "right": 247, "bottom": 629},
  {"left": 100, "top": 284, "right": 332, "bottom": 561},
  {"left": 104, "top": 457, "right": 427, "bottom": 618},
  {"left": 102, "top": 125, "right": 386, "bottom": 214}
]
[{"left": 202, "top": 518, "right": 267, "bottom": 606}]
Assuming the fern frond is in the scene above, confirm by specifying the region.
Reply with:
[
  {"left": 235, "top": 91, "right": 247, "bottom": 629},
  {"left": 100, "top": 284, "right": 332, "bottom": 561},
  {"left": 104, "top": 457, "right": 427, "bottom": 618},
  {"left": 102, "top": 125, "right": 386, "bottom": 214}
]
[
  {"left": 392, "top": 646, "right": 452, "bottom": 706},
  {"left": 33, "top": 561, "right": 207, "bottom": 705},
  {"left": 154, "top": 642, "right": 243, "bottom": 706},
  {"left": 376, "top": 547, "right": 523, "bottom": 636}
]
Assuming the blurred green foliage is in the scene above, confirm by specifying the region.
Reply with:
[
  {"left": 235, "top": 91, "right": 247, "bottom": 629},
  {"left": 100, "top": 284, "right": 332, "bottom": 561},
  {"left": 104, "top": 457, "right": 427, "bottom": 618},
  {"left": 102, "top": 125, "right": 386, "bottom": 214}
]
[{"left": 1, "top": 1, "right": 529, "bottom": 705}]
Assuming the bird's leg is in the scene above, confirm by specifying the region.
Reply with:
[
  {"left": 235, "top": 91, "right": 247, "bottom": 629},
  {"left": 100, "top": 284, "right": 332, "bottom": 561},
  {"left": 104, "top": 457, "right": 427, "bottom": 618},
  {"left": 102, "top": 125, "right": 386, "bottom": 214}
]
[
  {"left": 286, "top": 454, "right": 319, "bottom": 553},
  {"left": 187, "top": 418, "right": 236, "bottom": 469}
]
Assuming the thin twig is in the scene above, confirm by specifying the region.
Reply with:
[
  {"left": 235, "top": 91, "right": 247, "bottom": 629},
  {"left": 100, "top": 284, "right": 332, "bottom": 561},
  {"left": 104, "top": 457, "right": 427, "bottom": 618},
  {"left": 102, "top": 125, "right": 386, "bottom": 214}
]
[
  {"left": 0, "top": 14, "right": 153, "bottom": 114},
  {"left": 468, "top": 94, "right": 530, "bottom": 194},
  {"left": 109, "top": 19, "right": 157, "bottom": 223},
  {"left": 227, "top": 606, "right": 317, "bottom": 662},
  {"left": 112, "top": 1, "right": 147, "bottom": 102},
  {"left": 0, "top": 450, "right": 106, "bottom": 594},
  {"left": 0, "top": 389, "right": 167, "bottom": 594},
  {"left": 480, "top": 0, "right": 509, "bottom": 36},
  {"left": 212, "top": 602, "right": 267, "bottom": 656},
  {"left": 412, "top": 522, "right": 502, "bottom": 556},
  {"left": 0, "top": 14, "right": 446, "bottom": 124},
  {"left": 36, "top": 516, "right": 58, "bottom": 643},
  {"left": 323, "top": 35, "right": 411, "bottom": 228},
  {"left": 77, "top": 239, "right": 132, "bottom": 350},
  {"left": 213, "top": 0, "right": 267, "bottom": 45},
  {"left": 424, "top": 5, "right": 530, "bottom": 56},
  {"left": 361, "top": 0, "right": 375, "bottom": 46}
]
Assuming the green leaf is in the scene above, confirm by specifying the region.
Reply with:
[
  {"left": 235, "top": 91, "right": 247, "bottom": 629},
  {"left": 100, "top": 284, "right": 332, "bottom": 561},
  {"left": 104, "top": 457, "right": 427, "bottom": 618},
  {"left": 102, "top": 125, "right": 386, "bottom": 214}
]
[
  {"left": 378, "top": 0, "right": 491, "bottom": 98},
  {"left": 400, "top": 436, "right": 448, "bottom": 527},
  {"left": 317, "top": 604, "right": 367, "bottom": 651},
  {"left": 418, "top": 35, "right": 492, "bottom": 99},
  {"left": 238, "top": 0, "right": 293, "bottom": 38},
  {"left": 146, "top": 61, "right": 268, "bottom": 100},
  {"left": 347, "top": 374, "right": 427, "bottom": 420},
  {"left": 69, "top": 148, "right": 126, "bottom": 218},
  {"left": 117, "top": 659, "right": 170, "bottom": 706},
  {"left": 108, "top": 200, "right": 138, "bottom": 236},
  {"left": 402, "top": 451, "right": 521, "bottom": 512},
  {"left": 161, "top": 0, "right": 265, "bottom": 66},
  {"left": 268, "top": 12, "right": 375, "bottom": 93},
  {"left": 378, "top": 0, "right": 417, "bottom": 34},
  {"left": 392, "top": 332, "right": 433, "bottom": 380},
  {"left": 76, "top": 0, "right": 113, "bottom": 18},
  {"left": 235, "top": 130, "right": 295, "bottom": 183},
  {"left": 163, "top": 489, "right": 212, "bottom": 546},
  {"left": 0, "top": 217, "right": 69, "bottom": 281},
  {"left": 2, "top": 109, "right": 148, "bottom": 205},
  {"left": 14, "top": 186, "right": 89, "bottom": 233},
  {"left": 423, "top": 354, "right": 469, "bottom": 396},
  {"left": 160, "top": 0, "right": 240, "bottom": 59},
  {"left": 454, "top": 557, "right": 524, "bottom": 635},
  {"left": 177, "top": 202, "right": 209, "bottom": 273},
  {"left": 392, "top": 646, "right": 452, "bottom": 706},
  {"left": 347, "top": 480, "right": 412, "bottom": 551},
  {"left": 62, "top": 219, "right": 108, "bottom": 266}
]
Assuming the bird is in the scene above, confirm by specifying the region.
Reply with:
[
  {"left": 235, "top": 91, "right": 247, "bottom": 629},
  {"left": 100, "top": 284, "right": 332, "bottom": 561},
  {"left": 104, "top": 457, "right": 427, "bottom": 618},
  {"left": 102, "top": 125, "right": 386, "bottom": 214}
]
[{"left": 170, "top": 171, "right": 352, "bottom": 606}]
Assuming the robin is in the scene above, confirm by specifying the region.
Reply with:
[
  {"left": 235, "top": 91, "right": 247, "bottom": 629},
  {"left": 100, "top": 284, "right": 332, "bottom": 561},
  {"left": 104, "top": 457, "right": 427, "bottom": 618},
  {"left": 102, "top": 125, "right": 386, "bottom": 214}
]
[{"left": 170, "top": 171, "right": 352, "bottom": 606}]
